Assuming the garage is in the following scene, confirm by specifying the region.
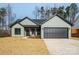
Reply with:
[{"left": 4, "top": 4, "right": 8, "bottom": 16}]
[
  {"left": 44, "top": 27, "right": 68, "bottom": 38},
  {"left": 41, "top": 15, "right": 72, "bottom": 39}
]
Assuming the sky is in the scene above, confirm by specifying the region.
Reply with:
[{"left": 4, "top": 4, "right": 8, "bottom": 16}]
[
  {"left": 0, "top": 3, "right": 71, "bottom": 19},
  {"left": 0, "top": 3, "right": 79, "bottom": 27}
]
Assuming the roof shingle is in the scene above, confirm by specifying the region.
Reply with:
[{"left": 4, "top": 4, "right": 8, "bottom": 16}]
[{"left": 10, "top": 15, "right": 73, "bottom": 27}]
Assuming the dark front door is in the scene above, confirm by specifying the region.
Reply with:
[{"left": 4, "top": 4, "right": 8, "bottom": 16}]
[
  {"left": 44, "top": 27, "right": 68, "bottom": 38},
  {"left": 26, "top": 29, "right": 30, "bottom": 36}
]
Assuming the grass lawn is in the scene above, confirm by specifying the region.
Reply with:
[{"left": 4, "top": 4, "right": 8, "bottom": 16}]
[
  {"left": 0, "top": 37, "right": 48, "bottom": 55},
  {"left": 71, "top": 37, "right": 79, "bottom": 40}
]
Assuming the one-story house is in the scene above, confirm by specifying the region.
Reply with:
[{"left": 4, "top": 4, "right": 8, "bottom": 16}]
[{"left": 10, "top": 15, "right": 73, "bottom": 39}]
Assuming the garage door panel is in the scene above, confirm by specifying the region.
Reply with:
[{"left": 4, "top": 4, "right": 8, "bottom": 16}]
[
  {"left": 44, "top": 33, "right": 55, "bottom": 38},
  {"left": 44, "top": 27, "right": 68, "bottom": 38}
]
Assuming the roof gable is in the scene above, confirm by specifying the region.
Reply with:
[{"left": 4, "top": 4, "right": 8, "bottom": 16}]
[
  {"left": 12, "top": 23, "right": 23, "bottom": 28},
  {"left": 10, "top": 17, "right": 37, "bottom": 27},
  {"left": 56, "top": 15, "right": 73, "bottom": 26},
  {"left": 20, "top": 18, "right": 36, "bottom": 26},
  {"left": 42, "top": 15, "right": 73, "bottom": 26},
  {"left": 10, "top": 15, "right": 73, "bottom": 28}
]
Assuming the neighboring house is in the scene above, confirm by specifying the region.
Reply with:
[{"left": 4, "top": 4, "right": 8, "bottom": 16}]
[
  {"left": 10, "top": 15, "right": 73, "bottom": 39},
  {"left": 71, "top": 16, "right": 79, "bottom": 37}
]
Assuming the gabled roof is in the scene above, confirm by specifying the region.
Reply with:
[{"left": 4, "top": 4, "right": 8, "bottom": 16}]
[
  {"left": 10, "top": 17, "right": 37, "bottom": 27},
  {"left": 10, "top": 15, "right": 73, "bottom": 28},
  {"left": 42, "top": 15, "right": 73, "bottom": 26},
  {"left": 9, "top": 19, "right": 21, "bottom": 27},
  {"left": 56, "top": 15, "right": 73, "bottom": 26}
]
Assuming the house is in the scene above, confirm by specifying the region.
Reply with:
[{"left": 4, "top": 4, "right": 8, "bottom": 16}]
[
  {"left": 10, "top": 15, "right": 73, "bottom": 39},
  {"left": 71, "top": 16, "right": 79, "bottom": 37}
]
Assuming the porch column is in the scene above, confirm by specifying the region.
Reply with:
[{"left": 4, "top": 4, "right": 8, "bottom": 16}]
[
  {"left": 24, "top": 29, "right": 26, "bottom": 36},
  {"left": 29, "top": 28, "right": 32, "bottom": 36},
  {"left": 35, "top": 28, "right": 37, "bottom": 36}
]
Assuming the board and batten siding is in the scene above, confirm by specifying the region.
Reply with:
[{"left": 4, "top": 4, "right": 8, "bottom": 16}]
[
  {"left": 20, "top": 18, "right": 36, "bottom": 25},
  {"left": 11, "top": 23, "right": 24, "bottom": 36},
  {"left": 41, "top": 16, "right": 71, "bottom": 38}
]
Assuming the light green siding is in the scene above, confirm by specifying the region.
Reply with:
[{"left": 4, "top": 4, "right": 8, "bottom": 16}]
[
  {"left": 11, "top": 23, "right": 24, "bottom": 36},
  {"left": 20, "top": 18, "right": 36, "bottom": 25}
]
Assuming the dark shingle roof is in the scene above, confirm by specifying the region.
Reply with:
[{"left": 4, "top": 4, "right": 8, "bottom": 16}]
[
  {"left": 10, "top": 17, "right": 46, "bottom": 27},
  {"left": 10, "top": 15, "right": 73, "bottom": 27},
  {"left": 31, "top": 19, "right": 47, "bottom": 25}
]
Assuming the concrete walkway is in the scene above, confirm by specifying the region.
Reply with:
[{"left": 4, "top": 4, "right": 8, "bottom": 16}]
[{"left": 43, "top": 39, "right": 79, "bottom": 55}]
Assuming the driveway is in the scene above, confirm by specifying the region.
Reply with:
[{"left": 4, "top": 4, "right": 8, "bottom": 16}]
[{"left": 43, "top": 39, "right": 79, "bottom": 55}]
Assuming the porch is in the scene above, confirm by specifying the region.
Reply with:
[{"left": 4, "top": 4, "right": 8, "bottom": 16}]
[{"left": 24, "top": 26, "right": 41, "bottom": 38}]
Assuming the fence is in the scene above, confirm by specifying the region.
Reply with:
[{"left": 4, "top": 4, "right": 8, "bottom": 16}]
[
  {"left": 71, "top": 29, "right": 79, "bottom": 37},
  {"left": 0, "top": 29, "right": 11, "bottom": 37}
]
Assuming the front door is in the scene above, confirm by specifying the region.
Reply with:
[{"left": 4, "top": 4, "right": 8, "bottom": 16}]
[{"left": 26, "top": 29, "right": 30, "bottom": 36}]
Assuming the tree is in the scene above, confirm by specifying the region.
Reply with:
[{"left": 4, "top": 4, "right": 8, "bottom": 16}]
[
  {"left": 0, "top": 8, "right": 7, "bottom": 30},
  {"left": 7, "top": 4, "right": 12, "bottom": 25},
  {"left": 51, "top": 6, "right": 66, "bottom": 19},
  {"left": 45, "top": 9, "right": 50, "bottom": 19},
  {"left": 39, "top": 6, "right": 45, "bottom": 19},
  {"left": 34, "top": 6, "right": 52, "bottom": 19},
  {"left": 51, "top": 7, "right": 58, "bottom": 15},
  {"left": 33, "top": 3, "right": 78, "bottom": 22},
  {"left": 45, "top": 7, "right": 51, "bottom": 19},
  {"left": 65, "top": 6, "right": 70, "bottom": 21},
  {"left": 69, "top": 3, "right": 78, "bottom": 24},
  {"left": 57, "top": 6, "right": 66, "bottom": 19},
  {"left": 33, "top": 6, "right": 40, "bottom": 19}
]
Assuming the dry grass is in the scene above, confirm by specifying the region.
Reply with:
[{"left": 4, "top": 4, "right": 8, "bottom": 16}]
[
  {"left": 71, "top": 37, "right": 79, "bottom": 40},
  {"left": 0, "top": 37, "right": 48, "bottom": 55}
]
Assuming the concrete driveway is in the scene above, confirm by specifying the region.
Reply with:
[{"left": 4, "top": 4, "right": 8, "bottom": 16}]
[{"left": 43, "top": 39, "right": 79, "bottom": 55}]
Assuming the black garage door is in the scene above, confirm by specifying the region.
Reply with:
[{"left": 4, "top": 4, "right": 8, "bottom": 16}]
[{"left": 44, "top": 27, "right": 68, "bottom": 38}]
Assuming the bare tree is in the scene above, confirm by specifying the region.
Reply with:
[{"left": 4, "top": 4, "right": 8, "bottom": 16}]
[
  {"left": 7, "top": 4, "right": 12, "bottom": 25},
  {"left": 0, "top": 8, "right": 7, "bottom": 30},
  {"left": 33, "top": 6, "right": 40, "bottom": 19},
  {"left": 45, "top": 7, "right": 51, "bottom": 19}
]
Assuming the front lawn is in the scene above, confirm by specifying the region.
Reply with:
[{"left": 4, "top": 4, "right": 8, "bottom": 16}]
[
  {"left": 71, "top": 37, "right": 79, "bottom": 40},
  {"left": 0, "top": 37, "right": 48, "bottom": 55}
]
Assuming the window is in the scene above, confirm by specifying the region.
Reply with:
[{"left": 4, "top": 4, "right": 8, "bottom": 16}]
[{"left": 15, "top": 28, "right": 21, "bottom": 35}]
